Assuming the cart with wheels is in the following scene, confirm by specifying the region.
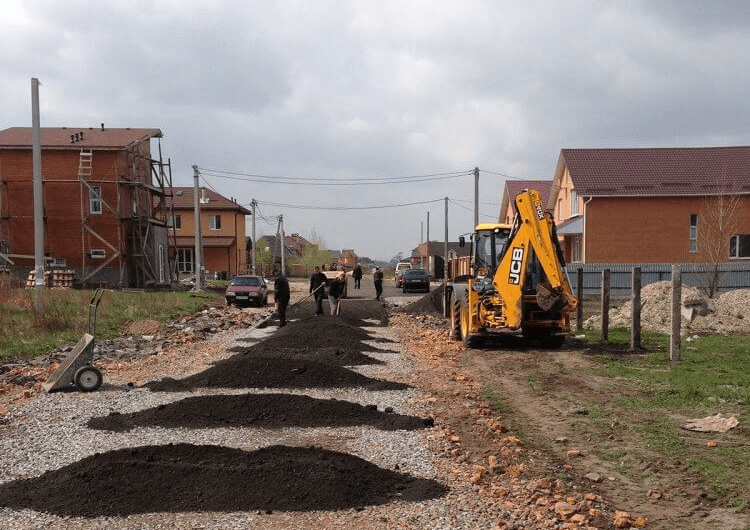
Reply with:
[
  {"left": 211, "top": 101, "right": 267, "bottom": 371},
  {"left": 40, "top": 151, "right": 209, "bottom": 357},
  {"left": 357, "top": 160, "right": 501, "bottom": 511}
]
[{"left": 43, "top": 289, "right": 105, "bottom": 393}]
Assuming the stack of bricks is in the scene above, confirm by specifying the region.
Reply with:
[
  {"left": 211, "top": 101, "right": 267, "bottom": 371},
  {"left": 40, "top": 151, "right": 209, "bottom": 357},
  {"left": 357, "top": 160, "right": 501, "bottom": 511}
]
[{"left": 51, "top": 270, "right": 75, "bottom": 288}]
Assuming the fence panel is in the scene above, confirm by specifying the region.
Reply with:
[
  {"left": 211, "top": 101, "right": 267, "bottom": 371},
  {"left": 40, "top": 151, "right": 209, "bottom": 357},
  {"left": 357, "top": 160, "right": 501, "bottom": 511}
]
[{"left": 569, "top": 262, "right": 750, "bottom": 297}]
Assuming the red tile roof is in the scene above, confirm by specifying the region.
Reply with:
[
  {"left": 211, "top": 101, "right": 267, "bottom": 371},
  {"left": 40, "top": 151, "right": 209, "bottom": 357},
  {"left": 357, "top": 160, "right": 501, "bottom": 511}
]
[
  {"left": 560, "top": 147, "right": 750, "bottom": 197},
  {"left": 168, "top": 187, "right": 251, "bottom": 215},
  {"left": 0, "top": 126, "right": 162, "bottom": 150},
  {"left": 500, "top": 180, "right": 553, "bottom": 220}
]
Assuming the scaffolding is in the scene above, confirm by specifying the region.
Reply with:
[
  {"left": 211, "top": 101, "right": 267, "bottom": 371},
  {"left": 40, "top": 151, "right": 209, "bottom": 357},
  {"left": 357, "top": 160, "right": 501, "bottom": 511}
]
[{"left": 78, "top": 138, "right": 176, "bottom": 288}]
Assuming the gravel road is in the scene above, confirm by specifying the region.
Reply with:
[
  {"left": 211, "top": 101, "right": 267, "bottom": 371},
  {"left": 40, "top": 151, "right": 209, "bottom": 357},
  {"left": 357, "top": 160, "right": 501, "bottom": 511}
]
[{"left": 0, "top": 282, "right": 609, "bottom": 529}]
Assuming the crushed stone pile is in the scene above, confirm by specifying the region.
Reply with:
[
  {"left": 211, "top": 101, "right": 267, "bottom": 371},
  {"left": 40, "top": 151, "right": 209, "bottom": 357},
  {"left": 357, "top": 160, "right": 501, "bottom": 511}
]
[{"left": 585, "top": 282, "right": 750, "bottom": 335}]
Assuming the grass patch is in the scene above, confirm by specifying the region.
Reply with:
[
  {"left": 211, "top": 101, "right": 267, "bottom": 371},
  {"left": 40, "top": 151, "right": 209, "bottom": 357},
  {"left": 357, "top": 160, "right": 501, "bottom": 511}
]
[
  {"left": 481, "top": 387, "right": 509, "bottom": 414},
  {"left": 0, "top": 286, "right": 224, "bottom": 362},
  {"left": 583, "top": 326, "right": 750, "bottom": 509}
]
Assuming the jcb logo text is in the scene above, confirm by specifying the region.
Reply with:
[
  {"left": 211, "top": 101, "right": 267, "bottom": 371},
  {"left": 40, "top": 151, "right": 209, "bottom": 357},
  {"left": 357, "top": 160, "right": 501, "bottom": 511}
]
[{"left": 508, "top": 247, "right": 524, "bottom": 284}]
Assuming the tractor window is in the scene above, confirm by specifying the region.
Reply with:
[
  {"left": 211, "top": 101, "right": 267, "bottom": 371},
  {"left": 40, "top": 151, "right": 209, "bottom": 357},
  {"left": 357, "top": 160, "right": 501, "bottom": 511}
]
[{"left": 475, "top": 232, "right": 492, "bottom": 269}]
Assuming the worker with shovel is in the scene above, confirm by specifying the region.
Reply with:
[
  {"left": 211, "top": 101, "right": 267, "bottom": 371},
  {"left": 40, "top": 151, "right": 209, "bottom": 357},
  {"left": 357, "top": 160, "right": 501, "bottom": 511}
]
[
  {"left": 309, "top": 266, "right": 327, "bottom": 316},
  {"left": 327, "top": 271, "right": 346, "bottom": 315}
]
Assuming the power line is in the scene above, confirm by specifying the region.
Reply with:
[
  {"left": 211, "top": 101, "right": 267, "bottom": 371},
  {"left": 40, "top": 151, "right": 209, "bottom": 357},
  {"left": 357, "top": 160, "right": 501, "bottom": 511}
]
[
  {"left": 253, "top": 198, "right": 445, "bottom": 211},
  {"left": 197, "top": 167, "right": 473, "bottom": 186}
]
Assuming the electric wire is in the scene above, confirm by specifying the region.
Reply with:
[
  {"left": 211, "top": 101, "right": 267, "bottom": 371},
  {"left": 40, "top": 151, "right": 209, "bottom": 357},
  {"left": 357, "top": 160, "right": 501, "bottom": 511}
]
[{"left": 196, "top": 167, "right": 473, "bottom": 186}]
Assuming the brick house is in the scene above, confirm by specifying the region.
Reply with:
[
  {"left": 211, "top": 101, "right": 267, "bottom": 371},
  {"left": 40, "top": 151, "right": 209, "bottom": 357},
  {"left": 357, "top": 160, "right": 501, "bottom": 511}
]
[
  {"left": 340, "top": 249, "right": 358, "bottom": 269},
  {"left": 0, "top": 126, "right": 172, "bottom": 287},
  {"left": 549, "top": 147, "right": 750, "bottom": 264},
  {"left": 167, "top": 187, "right": 250, "bottom": 278}
]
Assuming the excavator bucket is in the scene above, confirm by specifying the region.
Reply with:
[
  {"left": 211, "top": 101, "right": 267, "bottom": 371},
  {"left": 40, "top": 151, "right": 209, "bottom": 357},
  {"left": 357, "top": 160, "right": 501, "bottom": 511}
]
[{"left": 536, "top": 283, "right": 569, "bottom": 312}]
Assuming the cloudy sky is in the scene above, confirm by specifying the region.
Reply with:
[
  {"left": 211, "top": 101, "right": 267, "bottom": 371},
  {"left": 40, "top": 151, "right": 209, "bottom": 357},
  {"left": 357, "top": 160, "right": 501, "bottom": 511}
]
[{"left": 3, "top": 1, "right": 749, "bottom": 262}]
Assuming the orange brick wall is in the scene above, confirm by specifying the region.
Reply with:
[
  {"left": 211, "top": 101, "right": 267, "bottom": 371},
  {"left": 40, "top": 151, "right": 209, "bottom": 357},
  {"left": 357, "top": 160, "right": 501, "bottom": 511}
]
[
  {"left": 584, "top": 196, "right": 750, "bottom": 262},
  {"left": 1, "top": 145, "right": 151, "bottom": 268}
]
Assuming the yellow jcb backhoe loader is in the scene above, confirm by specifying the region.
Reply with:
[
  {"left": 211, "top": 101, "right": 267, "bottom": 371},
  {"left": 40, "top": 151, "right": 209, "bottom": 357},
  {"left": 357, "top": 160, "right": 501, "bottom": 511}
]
[{"left": 447, "top": 188, "right": 578, "bottom": 348}]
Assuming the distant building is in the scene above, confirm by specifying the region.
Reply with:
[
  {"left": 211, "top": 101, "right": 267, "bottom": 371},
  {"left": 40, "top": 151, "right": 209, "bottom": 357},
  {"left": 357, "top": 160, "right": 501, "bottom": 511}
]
[{"left": 166, "top": 187, "right": 250, "bottom": 278}]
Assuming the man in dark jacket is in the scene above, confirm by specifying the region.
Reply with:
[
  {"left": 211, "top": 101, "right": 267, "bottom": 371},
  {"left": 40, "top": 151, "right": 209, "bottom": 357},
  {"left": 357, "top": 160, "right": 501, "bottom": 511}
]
[
  {"left": 352, "top": 264, "right": 363, "bottom": 289},
  {"left": 373, "top": 267, "right": 384, "bottom": 300},
  {"left": 327, "top": 271, "right": 345, "bottom": 315},
  {"left": 309, "top": 266, "right": 327, "bottom": 316},
  {"left": 274, "top": 273, "right": 290, "bottom": 327}
]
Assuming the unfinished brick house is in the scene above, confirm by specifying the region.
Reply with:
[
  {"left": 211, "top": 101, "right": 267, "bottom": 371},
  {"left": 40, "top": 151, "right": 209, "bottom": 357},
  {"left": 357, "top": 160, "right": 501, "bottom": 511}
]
[
  {"left": 167, "top": 187, "right": 250, "bottom": 279},
  {"left": 0, "top": 126, "right": 173, "bottom": 287},
  {"left": 548, "top": 147, "right": 750, "bottom": 264}
]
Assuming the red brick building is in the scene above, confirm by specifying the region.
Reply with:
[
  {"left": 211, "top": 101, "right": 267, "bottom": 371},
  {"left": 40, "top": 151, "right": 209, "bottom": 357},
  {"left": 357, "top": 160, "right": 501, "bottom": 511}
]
[
  {"left": 549, "top": 147, "right": 750, "bottom": 264},
  {"left": 0, "top": 126, "right": 172, "bottom": 287},
  {"left": 167, "top": 187, "right": 250, "bottom": 278}
]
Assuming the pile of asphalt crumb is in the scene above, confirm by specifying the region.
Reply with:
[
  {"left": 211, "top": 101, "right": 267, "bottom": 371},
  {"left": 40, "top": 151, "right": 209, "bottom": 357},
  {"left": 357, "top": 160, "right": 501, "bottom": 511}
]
[
  {"left": 0, "top": 444, "right": 446, "bottom": 517},
  {"left": 88, "top": 393, "right": 434, "bottom": 432},
  {"left": 227, "top": 345, "right": 385, "bottom": 366},
  {"left": 144, "top": 355, "right": 409, "bottom": 392}
]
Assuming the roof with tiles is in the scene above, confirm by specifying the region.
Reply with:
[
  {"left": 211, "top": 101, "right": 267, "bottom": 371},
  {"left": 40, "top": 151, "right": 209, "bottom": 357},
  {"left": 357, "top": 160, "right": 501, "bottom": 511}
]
[
  {"left": 0, "top": 126, "right": 162, "bottom": 150},
  {"left": 167, "top": 187, "right": 251, "bottom": 214},
  {"left": 499, "top": 180, "right": 553, "bottom": 220},
  {"left": 559, "top": 147, "right": 750, "bottom": 197}
]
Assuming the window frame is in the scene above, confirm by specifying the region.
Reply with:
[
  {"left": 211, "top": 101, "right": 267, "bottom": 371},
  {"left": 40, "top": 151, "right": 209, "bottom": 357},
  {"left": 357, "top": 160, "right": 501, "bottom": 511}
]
[
  {"left": 689, "top": 213, "right": 698, "bottom": 253},
  {"left": 209, "top": 214, "right": 221, "bottom": 230},
  {"left": 729, "top": 234, "right": 750, "bottom": 259},
  {"left": 570, "top": 189, "right": 579, "bottom": 216},
  {"left": 90, "top": 186, "right": 102, "bottom": 215},
  {"left": 177, "top": 248, "right": 194, "bottom": 273}
]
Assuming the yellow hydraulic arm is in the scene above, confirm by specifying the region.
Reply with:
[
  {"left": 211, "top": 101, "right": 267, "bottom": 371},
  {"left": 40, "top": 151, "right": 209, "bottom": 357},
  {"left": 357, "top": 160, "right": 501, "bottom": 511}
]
[{"left": 493, "top": 189, "right": 578, "bottom": 329}]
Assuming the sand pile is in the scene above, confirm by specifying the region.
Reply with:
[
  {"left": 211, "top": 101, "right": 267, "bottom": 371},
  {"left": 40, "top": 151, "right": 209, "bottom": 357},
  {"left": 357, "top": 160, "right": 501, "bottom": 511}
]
[{"left": 584, "top": 282, "right": 750, "bottom": 335}]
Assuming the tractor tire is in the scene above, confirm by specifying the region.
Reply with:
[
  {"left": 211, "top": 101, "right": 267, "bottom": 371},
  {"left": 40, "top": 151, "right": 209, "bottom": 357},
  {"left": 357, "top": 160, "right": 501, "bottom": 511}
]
[
  {"left": 449, "top": 296, "right": 461, "bottom": 341},
  {"left": 459, "top": 301, "right": 475, "bottom": 347},
  {"left": 74, "top": 366, "right": 103, "bottom": 392}
]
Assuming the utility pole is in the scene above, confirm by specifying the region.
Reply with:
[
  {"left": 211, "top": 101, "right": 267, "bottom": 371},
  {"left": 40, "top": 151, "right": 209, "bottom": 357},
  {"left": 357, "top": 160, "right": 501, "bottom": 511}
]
[
  {"left": 474, "top": 166, "right": 479, "bottom": 228},
  {"left": 192, "top": 165, "right": 203, "bottom": 290},
  {"left": 443, "top": 197, "right": 449, "bottom": 317},
  {"left": 426, "top": 211, "right": 430, "bottom": 274},
  {"left": 420, "top": 222, "right": 424, "bottom": 268},
  {"left": 251, "top": 198, "right": 257, "bottom": 275},
  {"left": 31, "top": 78, "right": 44, "bottom": 314},
  {"left": 280, "top": 215, "right": 285, "bottom": 274}
]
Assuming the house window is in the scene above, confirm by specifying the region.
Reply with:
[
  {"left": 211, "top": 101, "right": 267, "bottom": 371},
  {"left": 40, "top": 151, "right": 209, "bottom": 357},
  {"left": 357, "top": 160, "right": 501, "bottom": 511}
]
[
  {"left": 209, "top": 215, "right": 221, "bottom": 230},
  {"left": 177, "top": 248, "right": 193, "bottom": 273},
  {"left": 570, "top": 189, "right": 579, "bottom": 216},
  {"left": 90, "top": 186, "right": 102, "bottom": 214},
  {"left": 689, "top": 214, "right": 698, "bottom": 253},
  {"left": 168, "top": 214, "right": 182, "bottom": 229},
  {"left": 557, "top": 198, "right": 563, "bottom": 220},
  {"left": 90, "top": 249, "right": 105, "bottom": 259},
  {"left": 729, "top": 234, "right": 750, "bottom": 259}
]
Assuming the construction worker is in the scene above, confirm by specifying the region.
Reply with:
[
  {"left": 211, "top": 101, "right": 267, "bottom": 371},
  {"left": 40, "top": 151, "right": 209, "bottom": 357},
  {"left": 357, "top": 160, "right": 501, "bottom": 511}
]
[
  {"left": 274, "top": 272, "right": 290, "bottom": 327},
  {"left": 373, "top": 267, "right": 384, "bottom": 300},
  {"left": 327, "top": 271, "right": 345, "bottom": 315},
  {"left": 309, "top": 266, "right": 327, "bottom": 316}
]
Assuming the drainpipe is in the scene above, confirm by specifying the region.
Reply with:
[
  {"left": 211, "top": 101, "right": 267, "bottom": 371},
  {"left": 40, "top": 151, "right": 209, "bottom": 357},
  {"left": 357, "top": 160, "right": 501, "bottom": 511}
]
[{"left": 582, "top": 197, "right": 593, "bottom": 263}]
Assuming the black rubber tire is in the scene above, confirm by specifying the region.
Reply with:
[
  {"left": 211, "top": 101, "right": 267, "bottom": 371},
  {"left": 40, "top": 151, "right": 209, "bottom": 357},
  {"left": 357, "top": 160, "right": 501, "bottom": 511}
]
[
  {"left": 449, "top": 296, "right": 461, "bottom": 341},
  {"left": 74, "top": 366, "right": 103, "bottom": 392}
]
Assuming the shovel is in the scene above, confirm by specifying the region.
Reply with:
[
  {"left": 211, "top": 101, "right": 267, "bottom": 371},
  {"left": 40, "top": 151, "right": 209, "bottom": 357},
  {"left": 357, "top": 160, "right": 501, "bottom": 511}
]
[{"left": 289, "top": 283, "right": 324, "bottom": 310}]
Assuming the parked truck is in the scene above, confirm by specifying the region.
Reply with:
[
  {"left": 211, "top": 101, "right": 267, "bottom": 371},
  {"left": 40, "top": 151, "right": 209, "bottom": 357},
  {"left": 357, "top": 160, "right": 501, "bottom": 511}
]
[{"left": 446, "top": 188, "right": 577, "bottom": 348}]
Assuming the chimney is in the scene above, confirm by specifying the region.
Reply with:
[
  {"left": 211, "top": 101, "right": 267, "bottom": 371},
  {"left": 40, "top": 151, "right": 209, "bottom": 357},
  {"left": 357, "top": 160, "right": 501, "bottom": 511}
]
[{"left": 101, "top": 123, "right": 104, "bottom": 131}]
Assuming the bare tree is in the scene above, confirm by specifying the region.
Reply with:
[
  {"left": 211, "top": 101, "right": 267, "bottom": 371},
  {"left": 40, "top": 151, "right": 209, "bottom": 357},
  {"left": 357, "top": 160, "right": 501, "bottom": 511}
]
[{"left": 696, "top": 190, "right": 743, "bottom": 297}]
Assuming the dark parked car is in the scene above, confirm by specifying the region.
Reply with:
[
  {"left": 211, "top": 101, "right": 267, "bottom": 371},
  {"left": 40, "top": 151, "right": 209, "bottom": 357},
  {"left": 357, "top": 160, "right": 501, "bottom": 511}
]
[
  {"left": 401, "top": 268, "right": 430, "bottom": 293},
  {"left": 225, "top": 275, "right": 268, "bottom": 307}
]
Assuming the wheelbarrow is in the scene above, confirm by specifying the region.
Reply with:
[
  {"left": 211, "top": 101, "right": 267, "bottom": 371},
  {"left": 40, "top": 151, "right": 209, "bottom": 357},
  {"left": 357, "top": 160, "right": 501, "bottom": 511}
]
[{"left": 43, "top": 288, "right": 104, "bottom": 393}]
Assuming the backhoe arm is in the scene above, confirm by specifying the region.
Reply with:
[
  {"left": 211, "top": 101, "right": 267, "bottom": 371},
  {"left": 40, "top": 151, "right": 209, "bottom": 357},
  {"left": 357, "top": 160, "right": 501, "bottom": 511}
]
[{"left": 494, "top": 189, "right": 578, "bottom": 329}]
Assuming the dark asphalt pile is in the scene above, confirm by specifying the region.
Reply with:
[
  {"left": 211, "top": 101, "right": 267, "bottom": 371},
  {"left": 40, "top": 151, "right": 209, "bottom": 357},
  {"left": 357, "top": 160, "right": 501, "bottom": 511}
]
[
  {"left": 88, "top": 393, "right": 434, "bottom": 432},
  {"left": 146, "top": 306, "right": 407, "bottom": 392},
  {"left": 0, "top": 444, "right": 446, "bottom": 517},
  {"left": 0, "top": 297, "right": 446, "bottom": 519}
]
